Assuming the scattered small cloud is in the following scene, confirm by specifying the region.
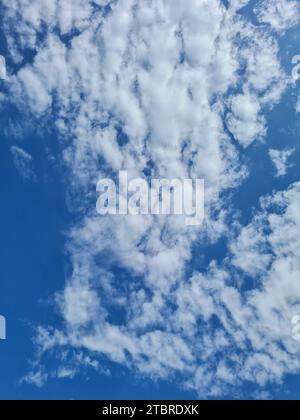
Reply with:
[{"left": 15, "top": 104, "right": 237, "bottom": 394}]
[
  {"left": 255, "top": 0, "right": 300, "bottom": 33},
  {"left": 269, "top": 148, "right": 295, "bottom": 177},
  {"left": 10, "top": 146, "right": 36, "bottom": 182},
  {"left": 296, "top": 96, "right": 300, "bottom": 114},
  {"left": 0, "top": 55, "right": 6, "bottom": 79},
  {"left": 21, "top": 369, "right": 48, "bottom": 388}
]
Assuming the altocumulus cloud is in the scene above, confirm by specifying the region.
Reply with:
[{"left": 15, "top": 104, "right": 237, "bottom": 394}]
[{"left": 1, "top": 0, "right": 300, "bottom": 397}]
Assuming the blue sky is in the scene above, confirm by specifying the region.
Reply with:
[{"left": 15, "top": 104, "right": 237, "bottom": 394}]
[{"left": 1, "top": 0, "right": 300, "bottom": 400}]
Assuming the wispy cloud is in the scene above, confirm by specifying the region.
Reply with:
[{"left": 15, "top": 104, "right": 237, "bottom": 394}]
[{"left": 10, "top": 145, "right": 36, "bottom": 182}]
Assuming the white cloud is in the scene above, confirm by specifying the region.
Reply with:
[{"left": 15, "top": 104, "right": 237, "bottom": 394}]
[
  {"left": 227, "top": 91, "right": 266, "bottom": 147},
  {"left": 255, "top": 0, "right": 300, "bottom": 33},
  {"left": 21, "top": 369, "right": 48, "bottom": 388},
  {"left": 269, "top": 148, "right": 295, "bottom": 177},
  {"left": 0, "top": 55, "right": 6, "bottom": 79},
  {"left": 230, "top": 217, "right": 272, "bottom": 277},
  {"left": 185, "top": 183, "right": 300, "bottom": 395},
  {"left": 10, "top": 145, "right": 36, "bottom": 181},
  {"left": 2, "top": 0, "right": 298, "bottom": 397},
  {"left": 296, "top": 95, "right": 300, "bottom": 114}
]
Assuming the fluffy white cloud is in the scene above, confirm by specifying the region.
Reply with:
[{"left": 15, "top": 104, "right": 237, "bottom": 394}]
[
  {"left": 255, "top": 0, "right": 300, "bottom": 33},
  {"left": 2, "top": 0, "right": 299, "bottom": 397},
  {"left": 184, "top": 183, "right": 300, "bottom": 395},
  {"left": 227, "top": 91, "right": 266, "bottom": 147},
  {"left": 269, "top": 148, "right": 295, "bottom": 177},
  {"left": 32, "top": 179, "right": 300, "bottom": 396}
]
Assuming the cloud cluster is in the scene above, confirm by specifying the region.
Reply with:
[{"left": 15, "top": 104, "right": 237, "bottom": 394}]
[
  {"left": 255, "top": 0, "right": 300, "bottom": 33},
  {"left": 32, "top": 181, "right": 300, "bottom": 397},
  {"left": 1, "top": 0, "right": 300, "bottom": 397}
]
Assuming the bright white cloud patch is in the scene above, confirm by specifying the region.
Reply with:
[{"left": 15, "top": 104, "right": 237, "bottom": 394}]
[
  {"left": 269, "top": 148, "right": 295, "bottom": 177},
  {"left": 255, "top": 0, "right": 300, "bottom": 33},
  {"left": 1, "top": 0, "right": 300, "bottom": 397}
]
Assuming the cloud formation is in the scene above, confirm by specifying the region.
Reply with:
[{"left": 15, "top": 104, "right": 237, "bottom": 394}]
[
  {"left": 255, "top": 0, "right": 300, "bottom": 33},
  {"left": 269, "top": 148, "right": 295, "bottom": 177},
  {"left": 10, "top": 145, "right": 36, "bottom": 182},
  {"left": 1, "top": 0, "right": 300, "bottom": 397}
]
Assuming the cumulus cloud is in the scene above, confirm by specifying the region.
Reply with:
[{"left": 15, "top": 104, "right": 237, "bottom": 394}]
[
  {"left": 269, "top": 148, "right": 295, "bottom": 177},
  {"left": 1, "top": 0, "right": 299, "bottom": 397},
  {"left": 31, "top": 182, "right": 300, "bottom": 396},
  {"left": 255, "top": 0, "right": 300, "bottom": 33},
  {"left": 183, "top": 183, "right": 300, "bottom": 395},
  {"left": 227, "top": 91, "right": 266, "bottom": 147}
]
